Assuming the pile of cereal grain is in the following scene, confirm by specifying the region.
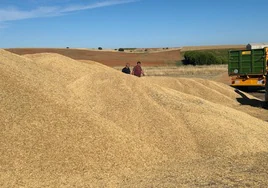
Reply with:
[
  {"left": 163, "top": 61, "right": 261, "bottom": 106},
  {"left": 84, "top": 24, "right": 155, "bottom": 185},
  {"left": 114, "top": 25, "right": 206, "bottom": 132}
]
[{"left": 0, "top": 49, "right": 267, "bottom": 187}]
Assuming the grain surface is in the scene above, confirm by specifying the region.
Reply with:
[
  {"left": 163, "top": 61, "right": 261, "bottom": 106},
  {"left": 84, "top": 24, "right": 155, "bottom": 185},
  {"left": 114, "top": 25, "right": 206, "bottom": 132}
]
[{"left": 0, "top": 50, "right": 268, "bottom": 187}]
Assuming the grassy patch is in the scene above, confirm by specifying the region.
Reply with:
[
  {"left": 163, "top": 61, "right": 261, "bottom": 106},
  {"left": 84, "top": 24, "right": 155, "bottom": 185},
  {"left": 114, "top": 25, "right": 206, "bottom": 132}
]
[
  {"left": 181, "top": 49, "right": 239, "bottom": 65},
  {"left": 123, "top": 48, "right": 137, "bottom": 50},
  {"left": 175, "top": 61, "right": 184, "bottom": 66}
]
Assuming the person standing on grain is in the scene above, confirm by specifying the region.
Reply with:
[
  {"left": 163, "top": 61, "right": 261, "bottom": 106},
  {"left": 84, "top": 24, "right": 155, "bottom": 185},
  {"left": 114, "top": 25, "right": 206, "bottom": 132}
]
[
  {"left": 122, "top": 63, "right": 131, "bottom": 74},
  {"left": 132, "top": 61, "right": 144, "bottom": 77}
]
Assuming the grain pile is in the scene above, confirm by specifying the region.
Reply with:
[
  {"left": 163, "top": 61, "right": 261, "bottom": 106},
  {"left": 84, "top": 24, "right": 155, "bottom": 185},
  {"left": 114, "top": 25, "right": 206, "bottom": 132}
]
[{"left": 1, "top": 49, "right": 268, "bottom": 187}]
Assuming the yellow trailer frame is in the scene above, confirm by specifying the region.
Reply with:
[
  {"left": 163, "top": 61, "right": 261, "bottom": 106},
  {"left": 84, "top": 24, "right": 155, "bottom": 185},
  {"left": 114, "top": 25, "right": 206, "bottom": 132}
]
[{"left": 230, "top": 75, "right": 265, "bottom": 87}]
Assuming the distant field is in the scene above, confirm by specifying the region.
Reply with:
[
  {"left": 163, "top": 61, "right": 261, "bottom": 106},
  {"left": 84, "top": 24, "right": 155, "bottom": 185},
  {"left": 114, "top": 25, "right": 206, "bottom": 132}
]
[
  {"left": 181, "top": 45, "right": 245, "bottom": 52},
  {"left": 114, "top": 64, "right": 228, "bottom": 78},
  {"left": 5, "top": 45, "right": 245, "bottom": 67},
  {"left": 5, "top": 48, "right": 182, "bottom": 67}
]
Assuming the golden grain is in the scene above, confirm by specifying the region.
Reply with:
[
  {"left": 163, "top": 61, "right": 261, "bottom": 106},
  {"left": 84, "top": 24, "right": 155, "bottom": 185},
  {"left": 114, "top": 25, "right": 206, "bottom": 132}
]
[{"left": 0, "top": 49, "right": 268, "bottom": 187}]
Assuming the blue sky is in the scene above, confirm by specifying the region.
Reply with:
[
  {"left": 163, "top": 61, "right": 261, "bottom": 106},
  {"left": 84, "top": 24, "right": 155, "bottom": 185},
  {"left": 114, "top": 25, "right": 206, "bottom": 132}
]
[{"left": 0, "top": 0, "right": 267, "bottom": 48}]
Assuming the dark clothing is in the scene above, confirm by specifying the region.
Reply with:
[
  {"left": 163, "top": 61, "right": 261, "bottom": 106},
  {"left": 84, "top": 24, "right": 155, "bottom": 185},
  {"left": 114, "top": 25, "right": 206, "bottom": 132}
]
[
  {"left": 133, "top": 65, "right": 142, "bottom": 77},
  {"left": 122, "top": 67, "right": 131, "bottom": 74}
]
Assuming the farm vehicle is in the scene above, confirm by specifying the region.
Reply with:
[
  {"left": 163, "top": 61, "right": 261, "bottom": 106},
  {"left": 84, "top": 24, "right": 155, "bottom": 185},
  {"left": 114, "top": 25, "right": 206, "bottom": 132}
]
[{"left": 228, "top": 47, "right": 268, "bottom": 102}]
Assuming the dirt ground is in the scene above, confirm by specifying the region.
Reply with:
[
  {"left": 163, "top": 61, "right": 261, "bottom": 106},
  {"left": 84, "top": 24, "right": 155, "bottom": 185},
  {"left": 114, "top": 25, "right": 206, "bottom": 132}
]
[
  {"left": 5, "top": 45, "right": 245, "bottom": 67},
  {"left": 6, "top": 48, "right": 182, "bottom": 67}
]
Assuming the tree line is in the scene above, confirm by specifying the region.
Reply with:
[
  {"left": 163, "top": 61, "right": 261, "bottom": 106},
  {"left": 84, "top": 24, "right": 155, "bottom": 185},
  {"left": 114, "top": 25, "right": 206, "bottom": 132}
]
[{"left": 183, "top": 51, "right": 228, "bottom": 65}]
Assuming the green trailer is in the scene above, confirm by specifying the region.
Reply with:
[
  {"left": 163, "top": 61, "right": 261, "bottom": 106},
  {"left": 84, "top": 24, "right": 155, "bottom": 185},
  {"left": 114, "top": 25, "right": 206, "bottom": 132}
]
[
  {"left": 228, "top": 48, "right": 267, "bottom": 87},
  {"left": 228, "top": 47, "right": 268, "bottom": 103}
]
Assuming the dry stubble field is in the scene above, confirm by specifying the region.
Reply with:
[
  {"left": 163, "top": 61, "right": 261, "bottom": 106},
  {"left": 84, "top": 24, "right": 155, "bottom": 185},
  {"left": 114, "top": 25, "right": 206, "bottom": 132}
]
[{"left": 1, "top": 47, "right": 268, "bottom": 187}]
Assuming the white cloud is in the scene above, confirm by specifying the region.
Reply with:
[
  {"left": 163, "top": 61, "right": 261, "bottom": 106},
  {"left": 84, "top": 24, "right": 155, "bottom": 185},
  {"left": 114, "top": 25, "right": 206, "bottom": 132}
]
[{"left": 0, "top": 0, "right": 137, "bottom": 22}]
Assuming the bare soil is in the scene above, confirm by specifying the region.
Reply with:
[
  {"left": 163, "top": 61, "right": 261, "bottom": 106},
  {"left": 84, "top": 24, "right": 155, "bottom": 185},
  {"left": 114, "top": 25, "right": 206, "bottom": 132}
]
[
  {"left": 6, "top": 48, "right": 182, "bottom": 67},
  {"left": 5, "top": 45, "right": 245, "bottom": 67}
]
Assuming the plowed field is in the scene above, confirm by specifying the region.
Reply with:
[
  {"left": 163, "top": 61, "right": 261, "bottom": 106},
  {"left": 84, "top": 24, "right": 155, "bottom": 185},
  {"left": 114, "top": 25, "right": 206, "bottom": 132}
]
[{"left": 6, "top": 48, "right": 182, "bottom": 67}]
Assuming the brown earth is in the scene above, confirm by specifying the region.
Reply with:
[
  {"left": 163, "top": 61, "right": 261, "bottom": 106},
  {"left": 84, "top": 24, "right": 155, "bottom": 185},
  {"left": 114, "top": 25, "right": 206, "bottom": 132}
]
[
  {"left": 6, "top": 48, "right": 182, "bottom": 67},
  {"left": 5, "top": 45, "right": 245, "bottom": 67},
  {"left": 181, "top": 44, "right": 245, "bottom": 51}
]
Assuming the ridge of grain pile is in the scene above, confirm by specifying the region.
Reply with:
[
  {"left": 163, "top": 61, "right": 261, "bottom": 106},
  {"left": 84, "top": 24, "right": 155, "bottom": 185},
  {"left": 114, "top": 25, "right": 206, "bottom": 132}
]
[
  {"left": 144, "top": 76, "right": 268, "bottom": 121},
  {"left": 1, "top": 49, "right": 268, "bottom": 187},
  {"left": 144, "top": 77, "right": 254, "bottom": 107}
]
